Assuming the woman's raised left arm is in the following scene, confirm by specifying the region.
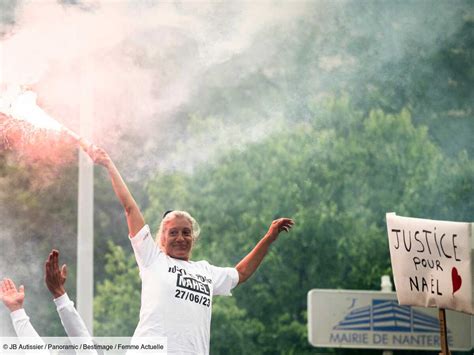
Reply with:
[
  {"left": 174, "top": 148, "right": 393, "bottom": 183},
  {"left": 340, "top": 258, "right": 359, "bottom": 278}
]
[{"left": 235, "top": 218, "right": 294, "bottom": 285}]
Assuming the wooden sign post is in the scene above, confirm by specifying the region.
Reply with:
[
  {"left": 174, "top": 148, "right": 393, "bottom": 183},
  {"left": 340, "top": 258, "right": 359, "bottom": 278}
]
[{"left": 438, "top": 308, "right": 450, "bottom": 355}]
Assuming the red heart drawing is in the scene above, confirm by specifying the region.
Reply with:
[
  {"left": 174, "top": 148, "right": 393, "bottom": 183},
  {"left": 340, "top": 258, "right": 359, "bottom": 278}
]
[{"left": 451, "top": 267, "right": 462, "bottom": 294}]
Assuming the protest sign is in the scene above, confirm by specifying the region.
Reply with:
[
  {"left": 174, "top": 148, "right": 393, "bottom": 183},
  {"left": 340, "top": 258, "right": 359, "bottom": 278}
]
[{"left": 386, "top": 213, "right": 473, "bottom": 315}]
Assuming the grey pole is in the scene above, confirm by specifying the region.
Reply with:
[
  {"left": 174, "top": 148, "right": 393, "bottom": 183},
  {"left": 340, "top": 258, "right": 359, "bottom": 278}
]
[
  {"left": 381, "top": 275, "right": 394, "bottom": 355},
  {"left": 471, "top": 224, "right": 474, "bottom": 350},
  {"left": 77, "top": 63, "right": 94, "bottom": 334}
]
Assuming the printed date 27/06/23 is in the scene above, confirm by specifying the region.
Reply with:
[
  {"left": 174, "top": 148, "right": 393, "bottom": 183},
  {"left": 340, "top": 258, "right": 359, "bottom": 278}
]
[{"left": 174, "top": 289, "right": 211, "bottom": 307}]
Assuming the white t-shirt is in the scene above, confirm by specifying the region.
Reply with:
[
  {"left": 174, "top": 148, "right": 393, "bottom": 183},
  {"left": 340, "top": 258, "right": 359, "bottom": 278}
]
[{"left": 130, "top": 225, "right": 239, "bottom": 355}]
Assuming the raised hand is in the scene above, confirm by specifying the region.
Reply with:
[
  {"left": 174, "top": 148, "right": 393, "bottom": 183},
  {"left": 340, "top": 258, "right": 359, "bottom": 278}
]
[
  {"left": 80, "top": 141, "right": 145, "bottom": 237},
  {"left": 266, "top": 218, "right": 295, "bottom": 241},
  {"left": 44, "top": 249, "right": 67, "bottom": 298},
  {"left": 1, "top": 278, "right": 25, "bottom": 312},
  {"left": 83, "top": 144, "right": 113, "bottom": 168}
]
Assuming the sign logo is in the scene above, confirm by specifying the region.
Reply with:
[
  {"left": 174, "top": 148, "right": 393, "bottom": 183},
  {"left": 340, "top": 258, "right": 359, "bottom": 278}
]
[
  {"left": 333, "top": 299, "right": 446, "bottom": 333},
  {"left": 308, "top": 289, "right": 471, "bottom": 350}
]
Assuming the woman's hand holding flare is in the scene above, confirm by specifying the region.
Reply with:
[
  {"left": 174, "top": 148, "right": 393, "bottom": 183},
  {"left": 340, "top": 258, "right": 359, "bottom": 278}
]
[
  {"left": 83, "top": 144, "right": 112, "bottom": 168},
  {"left": 80, "top": 143, "right": 145, "bottom": 236}
]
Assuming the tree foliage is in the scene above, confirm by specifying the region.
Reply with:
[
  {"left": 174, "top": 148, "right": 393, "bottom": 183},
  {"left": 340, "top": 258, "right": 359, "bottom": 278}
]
[
  {"left": 94, "top": 241, "right": 140, "bottom": 336},
  {"left": 0, "top": 2, "right": 472, "bottom": 354},
  {"left": 93, "top": 98, "right": 472, "bottom": 354}
]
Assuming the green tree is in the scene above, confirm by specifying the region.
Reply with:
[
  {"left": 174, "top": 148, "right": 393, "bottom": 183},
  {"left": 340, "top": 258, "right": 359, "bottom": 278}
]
[
  {"left": 117, "top": 98, "right": 470, "bottom": 354},
  {"left": 93, "top": 95, "right": 472, "bottom": 353},
  {"left": 94, "top": 241, "right": 140, "bottom": 336}
]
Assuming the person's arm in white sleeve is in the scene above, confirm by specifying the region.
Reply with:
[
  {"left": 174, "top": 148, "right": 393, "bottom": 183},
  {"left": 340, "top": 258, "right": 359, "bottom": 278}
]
[
  {"left": 53, "top": 293, "right": 94, "bottom": 338},
  {"left": 1, "top": 278, "right": 49, "bottom": 355},
  {"left": 235, "top": 218, "right": 294, "bottom": 285},
  {"left": 45, "top": 250, "right": 97, "bottom": 354},
  {"left": 53, "top": 293, "right": 97, "bottom": 354},
  {"left": 9, "top": 308, "right": 43, "bottom": 339}
]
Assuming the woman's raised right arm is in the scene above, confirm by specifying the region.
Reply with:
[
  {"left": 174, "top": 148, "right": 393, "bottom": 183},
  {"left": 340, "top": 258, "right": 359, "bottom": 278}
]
[{"left": 83, "top": 144, "right": 145, "bottom": 237}]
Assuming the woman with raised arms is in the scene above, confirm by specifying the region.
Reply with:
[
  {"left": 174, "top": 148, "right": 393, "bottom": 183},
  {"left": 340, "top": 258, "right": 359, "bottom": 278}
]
[{"left": 84, "top": 145, "right": 294, "bottom": 355}]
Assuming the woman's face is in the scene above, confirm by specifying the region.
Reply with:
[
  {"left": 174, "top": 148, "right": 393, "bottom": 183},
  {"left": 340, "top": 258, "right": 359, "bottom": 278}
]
[{"left": 163, "top": 216, "right": 193, "bottom": 260}]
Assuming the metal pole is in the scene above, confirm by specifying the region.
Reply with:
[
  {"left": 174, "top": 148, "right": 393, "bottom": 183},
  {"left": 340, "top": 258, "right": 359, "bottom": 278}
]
[
  {"left": 471, "top": 224, "right": 474, "bottom": 355},
  {"left": 77, "top": 61, "right": 94, "bottom": 334},
  {"left": 381, "top": 275, "right": 394, "bottom": 355}
]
